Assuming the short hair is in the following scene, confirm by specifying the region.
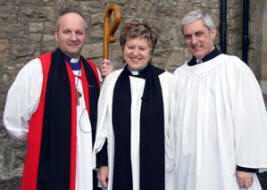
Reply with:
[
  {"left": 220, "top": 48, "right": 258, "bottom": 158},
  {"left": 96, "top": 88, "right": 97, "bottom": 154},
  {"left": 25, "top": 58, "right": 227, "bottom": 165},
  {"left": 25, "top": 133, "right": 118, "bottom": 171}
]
[
  {"left": 181, "top": 9, "right": 215, "bottom": 34},
  {"left": 56, "top": 7, "right": 88, "bottom": 32},
  {"left": 120, "top": 19, "right": 158, "bottom": 55}
]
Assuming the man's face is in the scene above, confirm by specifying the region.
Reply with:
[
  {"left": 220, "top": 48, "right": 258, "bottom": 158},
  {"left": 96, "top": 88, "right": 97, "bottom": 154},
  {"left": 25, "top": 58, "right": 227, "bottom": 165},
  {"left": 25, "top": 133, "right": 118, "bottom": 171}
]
[
  {"left": 55, "top": 12, "right": 87, "bottom": 58},
  {"left": 182, "top": 19, "right": 216, "bottom": 60}
]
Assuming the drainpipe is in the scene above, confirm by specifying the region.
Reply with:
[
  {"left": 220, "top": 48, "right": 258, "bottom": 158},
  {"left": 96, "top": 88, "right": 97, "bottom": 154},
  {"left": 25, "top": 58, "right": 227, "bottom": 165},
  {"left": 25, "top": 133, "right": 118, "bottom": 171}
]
[
  {"left": 242, "top": 0, "right": 249, "bottom": 64},
  {"left": 220, "top": 0, "right": 227, "bottom": 53}
]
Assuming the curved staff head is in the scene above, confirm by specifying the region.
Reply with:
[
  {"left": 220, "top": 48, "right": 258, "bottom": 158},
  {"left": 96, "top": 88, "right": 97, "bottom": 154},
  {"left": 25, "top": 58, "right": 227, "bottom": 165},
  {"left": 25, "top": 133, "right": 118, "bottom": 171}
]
[{"left": 103, "top": 4, "right": 122, "bottom": 59}]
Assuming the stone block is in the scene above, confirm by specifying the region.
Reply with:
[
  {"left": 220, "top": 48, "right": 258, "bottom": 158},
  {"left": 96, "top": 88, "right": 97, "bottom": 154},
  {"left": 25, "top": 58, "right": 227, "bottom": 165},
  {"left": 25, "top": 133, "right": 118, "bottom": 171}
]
[
  {"left": 152, "top": 1, "right": 179, "bottom": 18},
  {"left": 250, "top": 1, "right": 263, "bottom": 22},
  {"left": 19, "top": 7, "right": 34, "bottom": 17},
  {"left": 228, "top": 0, "right": 242, "bottom": 8},
  {"left": 28, "top": 33, "right": 42, "bottom": 42},
  {"left": 0, "top": 177, "right": 21, "bottom": 190},
  {"left": 0, "top": 23, "right": 25, "bottom": 36},
  {"left": 11, "top": 43, "right": 36, "bottom": 58},
  {"left": 82, "top": 43, "right": 102, "bottom": 59},
  {"left": 91, "top": 13, "right": 104, "bottom": 26},
  {"left": 39, "top": 42, "right": 55, "bottom": 54},
  {"left": 136, "top": 1, "right": 154, "bottom": 17},
  {"left": 45, "top": 7, "right": 57, "bottom": 22},
  {"left": 228, "top": 10, "right": 242, "bottom": 30},
  {"left": 152, "top": 49, "right": 174, "bottom": 70},
  {"left": 88, "top": 28, "right": 104, "bottom": 43},
  {"left": 43, "top": 0, "right": 54, "bottom": 3},
  {"left": 261, "top": 54, "right": 267, "bottom": 79},
  {"left": 202, "top": 0, "right": 219, "bottom": 8},
  {"left": 0, "top": 39, "right": 9, "bottom": 58},
  {"left": 80, "top": 1, "right": 101, "bottom": 14},
  {"left": 263, "top": 28, "right": 267, "bottom": 40},
  {"left": 29, "top": 22, "right": 44, "bottom": 33},
  {"left": 167, "top": 48, "right": 184, "bottom": 69},
  {"left": 19, "top": 6, "right": 54, "bottom": 21},
  {"left": 0, "top": 2, "right": 18, "bottom": 14},
  {"left": 264, "top": 95, "right": 267, "bottom": 109},
  {"left": 191, "top": 0, "right": 201, "bottom": 3},
  {"left": 44, "top": 22, "right": 56, "bottom": 34},
  {"left": 176, "top": 2, "right": 197, "bottom": 17},
  {"left": 1, "top": 73, "right": 10, "bottom": 84},
  {"left": 43, "top": 34, "right": 54, "bottom": 42},
  {"left": 0, "top": 12, "right": 10, "bottom": 19},
  {"left": 184, "top": 47, "right": 192, "bottom": 62},
  {"left": 228, "top": 33, "right": 242, "bottom": 46},
  {"left": 262, "top": 41, "right": 267, "bottom": 52},
  {"left": 110, "top": 43, "right": 123, "bottom": 63},
  {"left": 0, "top": 14, "right": 17, "bottom": 23},
  {"left": 261, "top": 80, "right": 267, "bottom": 95},
  {"left": 110, "top": 49, "right": 123, "bottom": 62}
]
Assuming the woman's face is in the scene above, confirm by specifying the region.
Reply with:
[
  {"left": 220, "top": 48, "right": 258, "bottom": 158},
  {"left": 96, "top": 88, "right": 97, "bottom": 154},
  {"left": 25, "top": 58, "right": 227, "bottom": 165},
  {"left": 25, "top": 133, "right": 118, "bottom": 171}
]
[{"left": 123, "top": 37, "right": 151, "bottom": 70}]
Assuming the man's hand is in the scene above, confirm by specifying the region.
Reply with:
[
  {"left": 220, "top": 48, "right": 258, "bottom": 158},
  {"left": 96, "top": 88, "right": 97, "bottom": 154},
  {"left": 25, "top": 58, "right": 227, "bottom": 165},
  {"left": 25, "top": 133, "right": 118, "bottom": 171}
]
[
  {"left": 100, "top": 59, "right": 113, "bottom": 79},
  {"left": 236, "top": 171, "right": 254, "bottom": 189},
  {"left": 98, "top": 166, "right": 109, "bottom": 188}
]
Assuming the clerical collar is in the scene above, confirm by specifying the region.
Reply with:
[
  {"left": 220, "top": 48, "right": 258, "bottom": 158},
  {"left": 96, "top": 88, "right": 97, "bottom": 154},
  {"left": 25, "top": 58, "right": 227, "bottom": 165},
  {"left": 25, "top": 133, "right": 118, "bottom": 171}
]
[
  {"left": 64, "top": 54, "right": 81, "bottom": 70},
  {"left": 188, "top": 46, "right": 221, "bottom": 66},
  {"left": 127, "top": 64, "right": 147, "bottom": 76}
]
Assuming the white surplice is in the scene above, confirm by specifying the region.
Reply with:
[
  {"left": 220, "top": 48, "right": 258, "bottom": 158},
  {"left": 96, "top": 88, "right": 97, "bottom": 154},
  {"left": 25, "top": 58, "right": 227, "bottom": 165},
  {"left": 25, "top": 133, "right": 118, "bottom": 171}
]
[
  {"left": 174, "top": 54, "right": 267, "bottom": 190},
  {"left": 93, "top": 69, "right": 176, "bottom": 190},
  {"left": 3, "top": 58, "right": 101, "bottom": 190}
]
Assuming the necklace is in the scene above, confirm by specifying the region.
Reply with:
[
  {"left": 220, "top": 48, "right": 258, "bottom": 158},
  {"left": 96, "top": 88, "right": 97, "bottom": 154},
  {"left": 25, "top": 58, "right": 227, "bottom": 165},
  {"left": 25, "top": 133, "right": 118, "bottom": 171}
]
[{"left": 75, "top": 70, "right": 82, "bottom": 105}]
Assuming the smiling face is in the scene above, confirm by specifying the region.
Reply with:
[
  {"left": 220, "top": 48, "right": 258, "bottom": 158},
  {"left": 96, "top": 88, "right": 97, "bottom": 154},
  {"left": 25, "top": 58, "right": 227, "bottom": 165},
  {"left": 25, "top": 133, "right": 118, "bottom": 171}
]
[
  {"left": 182, "top": 19, "right": 216, "bottom": 59},
  {"left": 123, "top": 37, "right": 151, "bottom": 70},
  {"left": 55, "top": 12, "right": 87, "bottom": 58}
]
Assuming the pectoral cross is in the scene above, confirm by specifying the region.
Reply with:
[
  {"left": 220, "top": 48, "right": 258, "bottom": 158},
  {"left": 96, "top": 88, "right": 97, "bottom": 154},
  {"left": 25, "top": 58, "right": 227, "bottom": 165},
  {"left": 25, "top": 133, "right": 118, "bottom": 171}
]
[{"left": 76, "top": 88, "right": 82, "bottom": 105}]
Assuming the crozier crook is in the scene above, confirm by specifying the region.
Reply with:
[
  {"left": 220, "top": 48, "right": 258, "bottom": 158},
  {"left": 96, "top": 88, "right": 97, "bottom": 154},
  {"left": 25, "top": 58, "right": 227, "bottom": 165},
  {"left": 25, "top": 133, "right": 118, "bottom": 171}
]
[{"left": 102, "top": 4, "right": 121, "bottom": 80}]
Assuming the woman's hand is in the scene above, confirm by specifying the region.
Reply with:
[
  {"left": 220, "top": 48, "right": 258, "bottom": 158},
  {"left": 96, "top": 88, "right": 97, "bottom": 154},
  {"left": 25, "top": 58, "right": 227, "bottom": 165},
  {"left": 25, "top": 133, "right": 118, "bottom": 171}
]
[{"left": 98, "top": 166, "right": 109, "bottom": 188}]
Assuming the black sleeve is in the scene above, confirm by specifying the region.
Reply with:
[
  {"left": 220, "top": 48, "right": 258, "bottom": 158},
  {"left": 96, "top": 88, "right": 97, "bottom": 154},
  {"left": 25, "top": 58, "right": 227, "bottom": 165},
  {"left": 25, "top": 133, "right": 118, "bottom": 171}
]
[
  {"left": 96, "top": 140, "right": 108, "bottom": 168},
  {"left": 236, "top": 165, "right": 258, "bottom": 173}
]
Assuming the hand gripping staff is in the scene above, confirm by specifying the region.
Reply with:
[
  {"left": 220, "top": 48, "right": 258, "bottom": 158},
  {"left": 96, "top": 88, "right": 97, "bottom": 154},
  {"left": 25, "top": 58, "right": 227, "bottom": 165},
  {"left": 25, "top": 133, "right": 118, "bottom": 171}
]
[{"left": 102, "top": 4, "right": 121, "bottom": 79}]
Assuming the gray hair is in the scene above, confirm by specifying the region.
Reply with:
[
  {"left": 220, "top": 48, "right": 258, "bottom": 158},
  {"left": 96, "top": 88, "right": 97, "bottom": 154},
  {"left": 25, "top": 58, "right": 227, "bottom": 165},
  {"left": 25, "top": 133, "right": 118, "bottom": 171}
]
[{"left": 181, "top": 9, "right": 215, "bottom": 34}]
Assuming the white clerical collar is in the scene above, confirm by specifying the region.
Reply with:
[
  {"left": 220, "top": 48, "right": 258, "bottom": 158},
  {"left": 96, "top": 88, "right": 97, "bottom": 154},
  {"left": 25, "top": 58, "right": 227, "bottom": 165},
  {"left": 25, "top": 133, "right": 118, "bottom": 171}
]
[
  {"left": 63, "top": 54, "right": 81, "bottom": 70},
  {"left": 128, "top": 64, "right": 148, "bottom": 76},
  {"left": 196, "top": 59, "right": 203, "bottom": 64},
  {"left": 130, "top": 70, "right": 140, "bottom": 75},
  {"left": 70, "top": 58, "right": 80, "bottom": 63},
  {"left": 63, "top": 53, "right": 80, "bottom": 64}
]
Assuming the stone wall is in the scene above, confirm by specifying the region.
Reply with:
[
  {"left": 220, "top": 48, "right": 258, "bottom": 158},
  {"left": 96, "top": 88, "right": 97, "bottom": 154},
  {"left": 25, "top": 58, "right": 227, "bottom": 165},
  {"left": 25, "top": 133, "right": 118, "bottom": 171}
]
[
  {"left": 0, "top": 0, "right": 266, "bottom": 189},
  {"left": 259, "top": 0, "right": 267, "bottom": 103}
]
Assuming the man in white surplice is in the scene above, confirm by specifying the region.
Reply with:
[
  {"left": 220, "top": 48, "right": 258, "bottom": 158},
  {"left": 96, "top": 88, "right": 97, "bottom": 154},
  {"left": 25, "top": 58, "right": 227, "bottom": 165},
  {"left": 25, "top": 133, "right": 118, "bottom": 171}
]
[{"left": 174, "top": 9, "right": 267, "bottom": 190}]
